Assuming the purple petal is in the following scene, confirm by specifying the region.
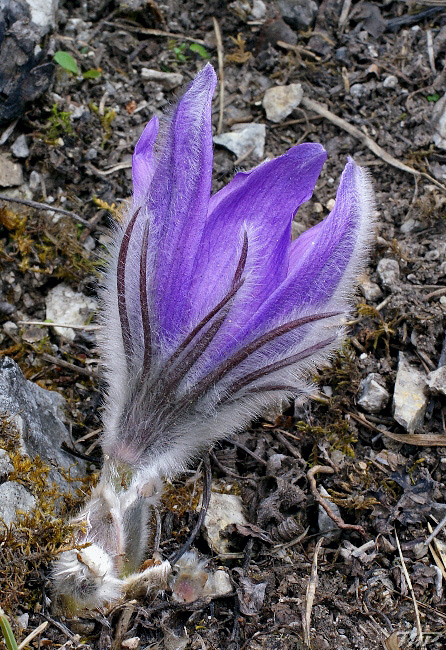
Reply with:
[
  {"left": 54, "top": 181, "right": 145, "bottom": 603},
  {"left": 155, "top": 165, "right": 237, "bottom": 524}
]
[
  {"left": 148, "top": 64, "right": 217, "bottom": 348},
  {"left": 189, "top": 143, "right": 327, "bottom": 328},
  {"left": 242, "top": 158, "right": 374, "bottom": 334},
  {"left": 132, "top": 116, "right": 159, "bottom": 208}
]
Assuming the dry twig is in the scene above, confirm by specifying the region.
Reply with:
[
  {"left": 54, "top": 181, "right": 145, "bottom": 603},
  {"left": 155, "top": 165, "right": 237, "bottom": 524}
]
[
  {"left": 395, "top": 531, "right": 425, "bottom": 648},
  {"left": 302, "top": 536, "right": 324, "bottom": 647},
  {"left": 307, "top": 465, "right": 367, "bottom": 537}
]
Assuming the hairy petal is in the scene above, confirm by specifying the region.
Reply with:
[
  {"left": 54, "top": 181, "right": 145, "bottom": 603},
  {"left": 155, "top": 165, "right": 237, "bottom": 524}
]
[
  {"left": 242, "top": 158, "right": 375, "bottom": 334},
  {"left": 189, "top": 143, "right": 327, "bottom": 328},
  {"left": 132, "top": 115, "right": 159, "bottom": 208},
  {"left": 148, "top": 64, "right": 217, "bottom": 349}
]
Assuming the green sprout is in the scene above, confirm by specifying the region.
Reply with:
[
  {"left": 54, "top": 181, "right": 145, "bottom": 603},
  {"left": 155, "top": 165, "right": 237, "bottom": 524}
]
[
  {"left": 53, "top": 50, "right": 101, "bottom": 80},
  {"left": 0, "top": 609, "right": 19, "bottom": 650}
]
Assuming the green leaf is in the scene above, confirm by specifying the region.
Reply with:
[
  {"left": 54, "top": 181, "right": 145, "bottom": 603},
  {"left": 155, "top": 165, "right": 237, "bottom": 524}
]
[
  {"left": 54, "top": 51, "right": 79, "bottom": 75},
  {"left": 0, "top": 613, "right": 19, "bottom": 650},
  {"left": 427, "top": 93, "right": 440, "bottom": 102},
  {"left": 83, "top": 68, "right": 102, "bottom": 79},
  {"left": 189, "top": 43, "right": 210, "bottom": 59}
]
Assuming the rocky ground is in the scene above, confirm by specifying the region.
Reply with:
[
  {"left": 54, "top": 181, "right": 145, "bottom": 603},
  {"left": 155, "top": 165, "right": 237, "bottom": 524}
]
[{"left": 1, "top": 0, "right": 446, "bottom": 648}]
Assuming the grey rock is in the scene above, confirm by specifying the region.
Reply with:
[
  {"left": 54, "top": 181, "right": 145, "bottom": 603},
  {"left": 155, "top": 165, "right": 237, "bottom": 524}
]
[
  {"left": 350, "top": 83, "right": 365, "bottom": 98},
  {"left": 29, "top": 170, "right": 41, "bottom": 192},
  {"left": 213, "top": 123, "right": 266, "bottom": 159},
  {"left": 383, "top": 75, "right": 398, "bottom": 89},
  {"left": 0, "top": 448, "right": 13, "bottom": 477},
  {"left": 85, "top": 147, "right": 98, "bottom": 160},
  {"left": 359, "top": 278, "right": 382, "bottom": 302},
  {"left": 277, "top": 0, "right": 318, "bottom": 29},
  {"left": 140, "top": 68, "right": 184, "bottom": 90},
  {"left": 45, "top": 282, "right": 97, "bottom": 341},
  {"left": 262, "top": 84, "right": 303, "bottom": 123},
  {"left": 0, "top": 481, "right": 36, "bottom": 527},
  {"left": 432, "top": 92, "right": 446, "bottom": 150},
  {"left": 0, "top": 356, "right": 86, "bottom": 491},
  {"left": 318, "top": 486, "right": 341, "bottom": 542},
  {"left": 426, "top": 366, "right": 446, "bottom": 397},
  {"left": 377, "top": 258, "right": 400, "bottom": 288},
  {"left": 400, "top": 217, "right": 422, "bottom": 234},
  {"left": 11, "top": 134, "right": 30, "bottom": 158},
  {"left": 357, "top": 373, "right": 389, "bottom": 413},
  {"left": 25, "top": 0, "right": 59, "bottom": 35},
  {"left": 393, "top": 352, "right": 428, "bottom": 433},
  {"left": 0, "top": 154, "right": 23, "bottom": 187}
]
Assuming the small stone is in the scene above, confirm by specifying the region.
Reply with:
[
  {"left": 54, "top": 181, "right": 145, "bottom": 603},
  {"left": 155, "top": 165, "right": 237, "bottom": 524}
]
[
  {"left": 277, "top": 0, "right": 318, "bottom": 29},
  {"left": 359, "top": 278, "right": 382, "bottom": 302},
  {"left": 22, "top": 325, "right": 48, "bottom": 343},
  {"left": 400, "top": 217, "right": 421, "bottom": 234},
  {"left": 85, "top": 147, "right": 97, "bottom": 160},
  {"left": 29, "top": 170, "right": 41, "bottom": 192},
  {"left": 426, "top": 366, "right": 446, "bottom": 397},
  {"left": 393, "top": 352, "right": 428, "bottom": 433},
  {"left": 11, "top": 135, "right": 30, "bottom": 158},
  {"left": 377, "top": 258, "right": 400, "bottom": 288},
  {"left": 202, "top": 491, "right": 248, "bottom": 554},
  {"left": 3, "top": 321, "right": 18, "bottom": 336},
  {"left": 140, "top": 68, "right": 184, "bottom": 89},
  {"left": 383, "top": 75, "right": 398, "bottom": 89},
  {"left": 0, "top": 449, "right": 13, "bottom": 478},
  {"left": 251, "top": 0, "right": 266, "bottom": 19},
  {"left": 213, "top": 123, "right": 266, "bottom": 159},
  {"left": 204, "top": 569, "right": 233, "bottom": 598},
  {"left": 45, "top": 283, "right": 97, "bottom": 341},
  {"left": 0, "top": 481, "right": 36, "bottom": 527},
  {"left": 357, "top": 373, "right": 389, "bottom": 413},
  {"left": 262, "top": 84, "right": 303, "bottom": 123},
  {"left": 326, "top": 198, "right": 336, "bottom": 211},
  {"left": 318, "top": 486, "right": 341, "bottom": 542},
  {"left": 0, "top": 155, "right": 23, "bottom": 187},
  {"left": 121, "top": 638, "right": 140, "bottom": 649},
  {"left": 350, "top": 83, "right": 365, "bottom": 97}
]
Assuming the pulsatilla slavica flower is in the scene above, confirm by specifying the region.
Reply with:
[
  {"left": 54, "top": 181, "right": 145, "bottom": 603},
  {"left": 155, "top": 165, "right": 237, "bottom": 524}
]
[{"left": 52, "top": 64, "right": 374, "bottom": 612}]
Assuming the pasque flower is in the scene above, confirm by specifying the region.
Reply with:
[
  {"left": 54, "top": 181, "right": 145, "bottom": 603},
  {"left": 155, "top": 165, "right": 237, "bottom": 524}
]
[{"left": 52, "top": 64, "right": 374, "bottom": 611}]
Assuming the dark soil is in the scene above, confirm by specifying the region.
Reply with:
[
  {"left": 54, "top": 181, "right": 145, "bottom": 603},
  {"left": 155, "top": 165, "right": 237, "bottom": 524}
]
[{"left": 1, "top": 0, "right": 446, "bottom": 648}]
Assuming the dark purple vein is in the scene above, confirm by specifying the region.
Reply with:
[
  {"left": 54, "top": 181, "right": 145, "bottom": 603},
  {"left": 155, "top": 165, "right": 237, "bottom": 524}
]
[{"left": 117, "top": 208, "right": 140, "bottom": 360}]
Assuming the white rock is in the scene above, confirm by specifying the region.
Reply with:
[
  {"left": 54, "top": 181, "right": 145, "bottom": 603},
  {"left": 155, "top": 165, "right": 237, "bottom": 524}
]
[
  {"left": 0, "top": 481, "right": 36, "bottom": 527},
  {"left": 357, "top": 373, "right": 389, "bottom": 413},
  {"left": 29, "top": 170, "right": 41, "bottom": 192},
  {"left": 203, "top": 569, "right": 233, "bottom": 598},
  {"left": 141, "top": 68, "right": 184, "bottom": 89},
  {"left": 400, "top": 217, "right": 421, "bottom": 234},
  {"left": 213, "top": 123, "right": 266, "bottom": 159},
  {"left": 26, "top": 0, "right": 59, "bottom": 35},
  {"left": 11, "top": 135, "right": 30, "bottom": 158},
  {"left": 0, "top": 154, "right": 23, "bottom": 187},
  {"left": 202, "top": 491, "right": 248, "bottom": 554},
  {"left": 426, "top": 366, "right": 446, "bottom": 397},
  {"left": 262, "top": 84, "right": 303, "bottom": 123},
  {"left": 377, "top": 258, "right": 400, "bottom": 287},
  {"left": 359, "top": 278, "right": 382, "bottom": 302},
  {"left": 251, "top": 0, "right": 266, "bottom": 19},
  {"left": 45, "top": 283, "right": 97, "bottom": 341},
  {"left": 432, "top": 92, "right": 446, "bottom": 150},
  {"left": 383, "top": 75, "right": 398, "bottom": 89},
  {"left": 393, "top": 352, "right": 428, "bottom": 433}
]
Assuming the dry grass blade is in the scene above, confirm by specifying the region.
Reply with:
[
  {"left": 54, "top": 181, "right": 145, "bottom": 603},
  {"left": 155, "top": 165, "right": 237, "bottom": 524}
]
[
  {"left": 427, "top": 521, "right": 446, "bottom": 580},
  {"left": 395, "top": 531, "right": 425, "bottom": 648},
  {"left": 302, "top": 536, "right": 324, "bottom": 647},
  {"left": 300, "top": 97, "right": 446, "bottom": 193},
  {"left": 17, "top": 621, "right": 48, "bottom": 650},
  {"left": 213, "top": 17, "right": 225, "bottom": 135},
  {"left": 348, "top": 411, "right": 446, "bottom": 447}
]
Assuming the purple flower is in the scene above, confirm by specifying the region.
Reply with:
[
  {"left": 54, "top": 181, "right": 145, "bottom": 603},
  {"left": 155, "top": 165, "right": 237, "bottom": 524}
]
[
  {"left": 100, "top": 63, "right": 374, "bottom": 478},
  {"left": 53, "top": 64, "right": 374, "bottom": 612}
]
